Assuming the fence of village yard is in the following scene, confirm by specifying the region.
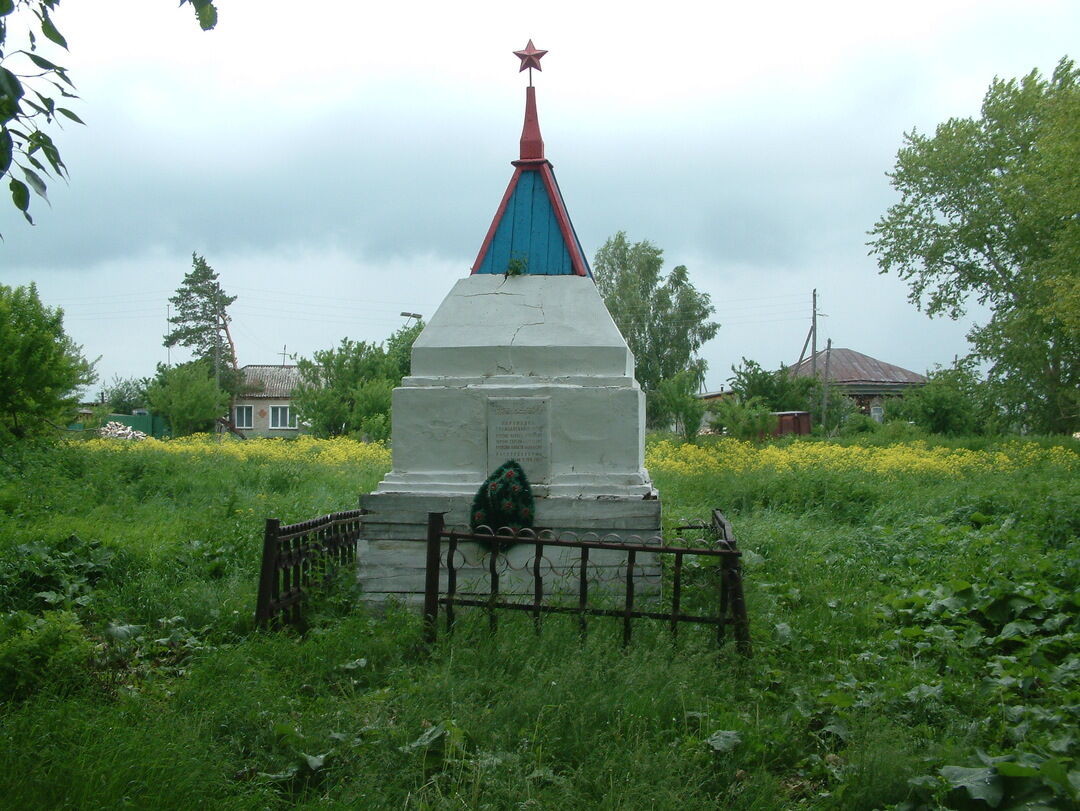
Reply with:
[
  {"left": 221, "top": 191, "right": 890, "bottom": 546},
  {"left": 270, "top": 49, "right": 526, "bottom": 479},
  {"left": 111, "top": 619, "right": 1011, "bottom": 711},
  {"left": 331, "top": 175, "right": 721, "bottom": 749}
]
[
  {"left": 255, "top": 509, "right": 367, "bottom": 629},
  {"left": 422, "top": 509, "right": 751, "bottom": 655}
]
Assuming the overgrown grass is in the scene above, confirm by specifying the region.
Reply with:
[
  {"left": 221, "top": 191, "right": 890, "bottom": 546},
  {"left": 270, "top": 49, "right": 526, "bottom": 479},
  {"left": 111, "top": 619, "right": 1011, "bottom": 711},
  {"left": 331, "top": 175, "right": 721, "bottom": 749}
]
[{"left": 0, "top": 434, "right": 1077, "bottom": 808}]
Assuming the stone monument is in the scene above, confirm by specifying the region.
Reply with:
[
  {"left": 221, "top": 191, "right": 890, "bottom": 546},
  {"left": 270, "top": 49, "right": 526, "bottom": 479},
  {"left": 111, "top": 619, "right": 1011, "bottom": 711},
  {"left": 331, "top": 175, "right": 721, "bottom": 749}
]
[{"left": 358, "top": 41, "right": 661, "bottom": 599}]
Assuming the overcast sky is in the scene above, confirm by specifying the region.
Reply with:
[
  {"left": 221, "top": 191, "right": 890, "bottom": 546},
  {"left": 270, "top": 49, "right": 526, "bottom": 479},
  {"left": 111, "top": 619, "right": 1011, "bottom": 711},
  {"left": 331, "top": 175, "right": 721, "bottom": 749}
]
[{"left": 2, "top": 0, "right": 1076, "bottom": 395}]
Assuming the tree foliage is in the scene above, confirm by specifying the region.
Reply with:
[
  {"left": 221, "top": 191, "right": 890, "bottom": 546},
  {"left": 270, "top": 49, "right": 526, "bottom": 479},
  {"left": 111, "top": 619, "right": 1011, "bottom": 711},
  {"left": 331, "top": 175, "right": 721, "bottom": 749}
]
[
  {"left": 293, "top": 339, "right": 389, "bottom": 440},
  {"left": 708, "top": 397, "right": 775, "bottom": 443},
  {"left": 593, "top": 232, "right": 719, "bottom": 395},
  {"left": 652, "top": 370, "right": 707, "bottom": 442},
  {"left": 1024, "top": 81, "right": 1080, "bottom": 338},
  {"left": 0, "top": 1, "right": 216, "bottom": 233},
  {"left": 164, "top": 253, "right": 237, "bottom": 389},
  {"left": 887, "top": 360, "right": 1000, "bottom": 436},
  {"left": 869, "top": 57, "right": 1079, "bottom": 433},
  {"left": 384, "top": 320, "right": 424, "bottom": 382},
  {"left": 0, "top": 281, "right": 94, "bottom": 441},
  {"left": 99, "top": 374, "right": 147, "bottom": 415},
  {"left": 145, "top": 361, "right": 227, "bottom": 437},
  {"left": 724, "top": 357, "right": 858, "bottom": 435},
  {"left": 293, "top": 321, "right": 423, "bottom": 441},
  {"left": 727, "top": 358, "right": 818, "bottom": 413}
]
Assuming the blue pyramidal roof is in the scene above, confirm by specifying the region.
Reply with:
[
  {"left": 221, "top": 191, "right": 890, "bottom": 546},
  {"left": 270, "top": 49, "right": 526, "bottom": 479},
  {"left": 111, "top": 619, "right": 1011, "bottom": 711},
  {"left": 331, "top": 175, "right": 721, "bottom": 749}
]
[{"left": 471, "top": 87, "right": 591, "bottom": 277}]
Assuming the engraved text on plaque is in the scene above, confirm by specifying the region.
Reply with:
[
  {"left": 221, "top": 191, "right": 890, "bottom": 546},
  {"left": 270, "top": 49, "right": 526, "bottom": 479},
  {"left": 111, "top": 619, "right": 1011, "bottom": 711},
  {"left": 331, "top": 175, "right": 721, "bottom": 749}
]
[{"left": 487, "top": 397, "right": 550, "bottom": 484}]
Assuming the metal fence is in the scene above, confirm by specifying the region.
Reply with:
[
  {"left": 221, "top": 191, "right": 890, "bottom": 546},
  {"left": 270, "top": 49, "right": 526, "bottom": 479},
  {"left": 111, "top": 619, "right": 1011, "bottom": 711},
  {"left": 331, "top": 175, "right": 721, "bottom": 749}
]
[
  {"left": 422, "top": 510, "right": 751, "bottom": 655},
  {"left": 255, "top": 509, "right": 366, "bottom": 629}
]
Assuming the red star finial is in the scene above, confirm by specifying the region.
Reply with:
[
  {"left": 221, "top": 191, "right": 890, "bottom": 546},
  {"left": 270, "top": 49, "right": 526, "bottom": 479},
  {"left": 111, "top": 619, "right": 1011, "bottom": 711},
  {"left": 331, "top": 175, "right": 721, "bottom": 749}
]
[{"left": 513, "top": 39, "right": 547, "bottom": 73}]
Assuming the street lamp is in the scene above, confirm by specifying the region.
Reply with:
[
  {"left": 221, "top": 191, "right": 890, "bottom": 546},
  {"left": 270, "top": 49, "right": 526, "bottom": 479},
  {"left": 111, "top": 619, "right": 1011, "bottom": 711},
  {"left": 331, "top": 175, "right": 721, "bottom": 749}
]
[{"left": 400, "top": 311, "right": 422, "bottom": 325}]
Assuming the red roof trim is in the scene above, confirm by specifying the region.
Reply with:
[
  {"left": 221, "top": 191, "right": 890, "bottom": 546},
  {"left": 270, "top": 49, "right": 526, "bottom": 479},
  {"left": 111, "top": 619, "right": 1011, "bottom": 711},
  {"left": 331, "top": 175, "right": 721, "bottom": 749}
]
[
  {"left": 538, "top": 162, "right": 589, "bottom": 277},
  {"left": 471, "top": 166, "right": 525, "bottom": 273}
]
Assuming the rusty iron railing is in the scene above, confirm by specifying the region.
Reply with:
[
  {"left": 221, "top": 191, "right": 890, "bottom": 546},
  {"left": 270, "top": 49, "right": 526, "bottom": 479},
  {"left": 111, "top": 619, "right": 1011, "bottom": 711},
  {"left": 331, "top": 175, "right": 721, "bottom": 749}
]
[
  {"left": 422, "top": 511, "right": 751, "bottom": 655},
  {"left": 255, "top": 509, "right": 366, "bottom": 629}
]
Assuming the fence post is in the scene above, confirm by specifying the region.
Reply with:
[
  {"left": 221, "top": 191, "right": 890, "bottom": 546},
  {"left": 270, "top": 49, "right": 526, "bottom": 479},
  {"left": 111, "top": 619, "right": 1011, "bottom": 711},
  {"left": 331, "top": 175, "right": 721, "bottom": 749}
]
[
  {"left": 712, "top": 510, "right": 751, "bottom": 657},
  {"left": 532, "top": 539, "right": 543, "bottom": 634},
  {"left": 725, "top": 554, "right": 752, "bottom": 657},
  {"left": 671, "top": 551, "right": 683, "bottom": 640},
  {"left": 578, "top": 546, "right": 589, "bottom": 640},
  {"left": 446, "top": 532, "right": 458, "bottom": 635},
  {"left": 488, "top": 534, "right": 500, "bottom": 635},
  {"left": 255, "top": 518, "right": 281, "bottom": 629},
  {"left": 423, "top": 512, "right": 445, "bottom": 646}
]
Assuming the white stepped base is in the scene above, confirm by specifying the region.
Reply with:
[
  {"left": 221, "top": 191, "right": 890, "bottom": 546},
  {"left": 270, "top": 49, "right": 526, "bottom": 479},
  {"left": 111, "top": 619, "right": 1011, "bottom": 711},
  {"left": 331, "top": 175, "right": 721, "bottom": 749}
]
[
  {"left": 357, "top": 491, "right": 662, "bottom": 604},
  {"left": 373, "top": 470, "right": 656, "bottom": 498}
]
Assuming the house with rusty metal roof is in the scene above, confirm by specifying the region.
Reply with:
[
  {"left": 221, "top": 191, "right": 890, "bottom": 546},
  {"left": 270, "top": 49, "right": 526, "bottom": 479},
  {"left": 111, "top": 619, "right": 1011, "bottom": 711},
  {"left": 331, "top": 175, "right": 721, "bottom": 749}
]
[
  {"left": 789, "top": 347, "right": 926, "bottom": 414},
  {"left": 230, "top": 364, "right": 303, "bottom": 438}
]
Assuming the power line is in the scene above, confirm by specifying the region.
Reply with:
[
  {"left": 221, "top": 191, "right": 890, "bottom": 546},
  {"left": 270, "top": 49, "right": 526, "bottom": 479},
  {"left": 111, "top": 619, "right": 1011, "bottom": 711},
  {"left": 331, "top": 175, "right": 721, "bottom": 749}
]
[
  {"left": 728, "top": 320, "right": 808, "bottom": 328},
  {"left": 713, "top": 292, "right": 805, "bottom": 304},
  {"left": 64, "top": 313, "right": 165, "bottom": 322},
  {"left": 45, "top": 290, "right": 173, "bottom": 303},
  {"left": 230, "top": 285, "right": 437, "bottom": 308}
]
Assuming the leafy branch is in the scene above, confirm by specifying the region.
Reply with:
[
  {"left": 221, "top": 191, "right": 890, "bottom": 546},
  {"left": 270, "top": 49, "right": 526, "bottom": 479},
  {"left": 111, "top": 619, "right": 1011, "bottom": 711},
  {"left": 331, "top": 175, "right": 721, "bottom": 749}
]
[{"left": 0, "top": 0, "right": 217, "bottom": 237}]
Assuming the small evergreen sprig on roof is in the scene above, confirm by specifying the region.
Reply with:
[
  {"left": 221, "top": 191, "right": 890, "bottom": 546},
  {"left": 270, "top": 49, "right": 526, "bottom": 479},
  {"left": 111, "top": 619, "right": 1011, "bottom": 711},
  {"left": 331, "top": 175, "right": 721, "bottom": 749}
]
[{"left": 470, "top": 460, "right": 535, "bottom": 544}]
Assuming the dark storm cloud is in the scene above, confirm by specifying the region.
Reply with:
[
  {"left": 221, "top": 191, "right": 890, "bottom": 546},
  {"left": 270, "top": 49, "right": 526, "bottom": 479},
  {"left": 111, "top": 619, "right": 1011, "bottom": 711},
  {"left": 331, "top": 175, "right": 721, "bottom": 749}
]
[
  {"left": 3, "top": 63, "right": 913, "bottom": 277},
  {"left": 0, "top": 85, "right": 522, "bottom": 267}
]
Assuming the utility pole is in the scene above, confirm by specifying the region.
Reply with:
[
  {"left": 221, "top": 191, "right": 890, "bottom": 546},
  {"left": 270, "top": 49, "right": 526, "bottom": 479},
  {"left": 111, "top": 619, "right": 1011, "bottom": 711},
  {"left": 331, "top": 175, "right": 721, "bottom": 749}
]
[
  {"left": 166, "top": 304, "right": 171, "bottom": 367},
  {"left": 820, "top": 338, "right": 832, "bottom": 430},
  {"left": 222, "top": 309, "right": 238, "bottom": 373},
  {"left": 214, "top": 311, "right": 222, "bottom": 389},
  {"left": 811, "top": 289, "right": 818, "bottom": 378}
]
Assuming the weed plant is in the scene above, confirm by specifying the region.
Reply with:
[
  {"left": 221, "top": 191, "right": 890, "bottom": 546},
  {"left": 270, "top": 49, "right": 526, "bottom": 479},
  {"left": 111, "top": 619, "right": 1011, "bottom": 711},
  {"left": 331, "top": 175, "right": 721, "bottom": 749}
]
[{"left": 0, "top": 434, "right": 1077, "bottom": 808}]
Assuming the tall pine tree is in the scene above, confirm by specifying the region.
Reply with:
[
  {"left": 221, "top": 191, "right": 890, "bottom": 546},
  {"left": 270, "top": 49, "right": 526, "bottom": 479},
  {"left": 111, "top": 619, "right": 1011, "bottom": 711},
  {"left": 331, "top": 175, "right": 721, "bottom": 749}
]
[{"left": 164, "top": 254, "right": 238, "bottom": 390}]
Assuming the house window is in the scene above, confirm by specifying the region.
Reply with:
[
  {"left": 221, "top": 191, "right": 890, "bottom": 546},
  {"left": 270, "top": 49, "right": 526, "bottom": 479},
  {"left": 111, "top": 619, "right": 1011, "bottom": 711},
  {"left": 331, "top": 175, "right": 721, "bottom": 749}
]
[
  {"left": 234, "top": 405, "right": 253, "bottom": 429},
  {"left": 270, "top": 405, "right": 296, "bottom": 429}
]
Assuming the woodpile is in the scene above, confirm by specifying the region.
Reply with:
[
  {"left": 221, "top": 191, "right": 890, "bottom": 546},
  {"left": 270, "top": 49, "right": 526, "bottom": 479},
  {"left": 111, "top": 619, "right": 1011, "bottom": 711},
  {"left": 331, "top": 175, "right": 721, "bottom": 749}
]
[{"left": 99, "top": 421, "right": 148, "bottom": 440}]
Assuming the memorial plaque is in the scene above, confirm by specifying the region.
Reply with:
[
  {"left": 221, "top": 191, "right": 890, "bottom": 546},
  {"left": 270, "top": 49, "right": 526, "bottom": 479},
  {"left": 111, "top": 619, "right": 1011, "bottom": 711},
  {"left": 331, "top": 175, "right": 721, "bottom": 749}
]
[{"left": 487, "top": 397, "right": 550, "bottom": 483}]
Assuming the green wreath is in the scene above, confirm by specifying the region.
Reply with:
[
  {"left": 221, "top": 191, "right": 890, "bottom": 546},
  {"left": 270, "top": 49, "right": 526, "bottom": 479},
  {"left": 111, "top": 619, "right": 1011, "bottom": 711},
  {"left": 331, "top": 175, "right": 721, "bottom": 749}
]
[{"left": 470, "top": 460, "right": 535, "bottom": 544}]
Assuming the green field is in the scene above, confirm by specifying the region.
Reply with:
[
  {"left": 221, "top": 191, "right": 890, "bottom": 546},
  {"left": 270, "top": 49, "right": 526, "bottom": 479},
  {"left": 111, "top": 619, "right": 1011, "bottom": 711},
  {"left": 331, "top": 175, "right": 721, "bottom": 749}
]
[{"left": 0, "top": 435, "right": 1077, "bottom": 809}]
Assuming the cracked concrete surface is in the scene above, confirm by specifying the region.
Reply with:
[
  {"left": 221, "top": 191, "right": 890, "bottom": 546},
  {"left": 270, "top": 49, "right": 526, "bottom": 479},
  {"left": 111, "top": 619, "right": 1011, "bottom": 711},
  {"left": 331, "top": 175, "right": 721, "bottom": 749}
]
[{"left": 385, "top": 273, "right": 652, "bottom": 496}]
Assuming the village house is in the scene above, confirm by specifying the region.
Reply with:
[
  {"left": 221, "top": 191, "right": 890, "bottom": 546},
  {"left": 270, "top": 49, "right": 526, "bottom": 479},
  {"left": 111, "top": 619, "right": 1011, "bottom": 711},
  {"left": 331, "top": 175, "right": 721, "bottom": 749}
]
[
  {"left": 789, "top": 347, "right": 927, "bottom": 420},
  {"left": 696, "top": 347, "right": 927, "bottom": 432},
  {"left": 231, "top": 364, "right": 303, "bottom": 438}
]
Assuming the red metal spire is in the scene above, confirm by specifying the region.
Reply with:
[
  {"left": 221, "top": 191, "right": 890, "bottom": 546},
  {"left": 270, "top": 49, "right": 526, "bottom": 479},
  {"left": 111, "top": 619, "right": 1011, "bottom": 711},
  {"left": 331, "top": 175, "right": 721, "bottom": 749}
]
[{"left": 519, "top": 86, "right": 544, "bottom": 161}]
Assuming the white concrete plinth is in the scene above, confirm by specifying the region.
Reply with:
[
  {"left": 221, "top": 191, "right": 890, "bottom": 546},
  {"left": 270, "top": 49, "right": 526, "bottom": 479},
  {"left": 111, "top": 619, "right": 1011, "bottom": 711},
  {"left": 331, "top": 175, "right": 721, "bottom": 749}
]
[{"left": 373, "top": 274, "right": 654, "bottom": 499}]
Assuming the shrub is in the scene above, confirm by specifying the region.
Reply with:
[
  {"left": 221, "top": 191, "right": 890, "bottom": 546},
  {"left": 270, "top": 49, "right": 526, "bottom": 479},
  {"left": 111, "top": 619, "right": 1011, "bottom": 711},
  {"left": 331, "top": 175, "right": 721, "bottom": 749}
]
[
  {"left": 146, "top": 361, "right": 229, "bottom": 437},
  {"left": 0, "top": 610, "right": 94, "bottom": 700},
  {"left": 709, "top": 397, "right": 774, "bottom": 441},
  {"left": 838, "top": 413, "right": 880, "bottom": 435},
  {"left": 0, "top": 283, "right": 96, "bottom": 442},
  {"left": 0, "top": 534, "right": 117, "bottom": 613}
]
